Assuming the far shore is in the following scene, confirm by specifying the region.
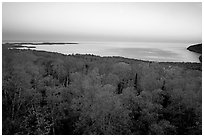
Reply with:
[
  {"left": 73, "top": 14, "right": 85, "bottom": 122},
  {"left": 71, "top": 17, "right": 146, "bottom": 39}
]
[{"left": 3, "top": 42, "right": 79, "bottom": 45}]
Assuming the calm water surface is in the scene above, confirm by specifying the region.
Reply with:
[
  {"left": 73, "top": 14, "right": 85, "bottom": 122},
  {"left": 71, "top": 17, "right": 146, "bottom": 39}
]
[{"left": 22, "top": 42, "right": 201, "bottom": 62}]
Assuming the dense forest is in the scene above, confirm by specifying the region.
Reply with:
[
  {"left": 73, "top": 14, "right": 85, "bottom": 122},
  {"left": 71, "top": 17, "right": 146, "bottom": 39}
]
[{"left": 2, "top": 44, "right": 202, "bottom": 135}]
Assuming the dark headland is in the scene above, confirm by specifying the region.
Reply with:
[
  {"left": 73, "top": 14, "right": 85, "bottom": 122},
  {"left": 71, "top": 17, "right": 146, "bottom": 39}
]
[{"left": 187, "top": 43, "right": 202, "bottom": 62}]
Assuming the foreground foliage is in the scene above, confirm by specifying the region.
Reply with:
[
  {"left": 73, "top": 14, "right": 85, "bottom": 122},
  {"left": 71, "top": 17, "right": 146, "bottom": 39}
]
[{"left": 2, "top": 45, "right": 202, "bottom": 135}]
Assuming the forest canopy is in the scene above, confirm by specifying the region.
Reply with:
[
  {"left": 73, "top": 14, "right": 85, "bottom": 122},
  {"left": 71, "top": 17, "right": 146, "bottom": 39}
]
[{"left": 2, "top": 44, "right": 202, "bottom": 135}]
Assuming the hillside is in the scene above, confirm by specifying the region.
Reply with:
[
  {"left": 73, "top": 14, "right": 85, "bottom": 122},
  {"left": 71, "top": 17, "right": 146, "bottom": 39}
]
[{"left": 2, "top": 43, "right": 202, "bottom": 135}]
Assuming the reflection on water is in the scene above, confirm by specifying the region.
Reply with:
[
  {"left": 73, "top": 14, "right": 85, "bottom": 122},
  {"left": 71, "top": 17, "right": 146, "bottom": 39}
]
[{"left": 22, "top": 42, "right": 201, "bottom": 62}]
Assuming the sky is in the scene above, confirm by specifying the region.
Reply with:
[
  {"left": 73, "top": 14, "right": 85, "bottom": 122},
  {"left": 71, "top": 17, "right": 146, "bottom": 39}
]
[{"left": 2, "top": 2, "right": 202, "bottom": 43}]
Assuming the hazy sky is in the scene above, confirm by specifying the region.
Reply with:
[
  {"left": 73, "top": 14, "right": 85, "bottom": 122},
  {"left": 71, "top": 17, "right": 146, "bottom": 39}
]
[{"left": 2, "top": 2, "right": 202, "bottom": 43}]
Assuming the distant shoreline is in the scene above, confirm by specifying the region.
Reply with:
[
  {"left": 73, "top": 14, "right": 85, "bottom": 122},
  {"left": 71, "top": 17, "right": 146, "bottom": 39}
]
[
  {"left": 4, "top": 42, "right": 79, "bottom": 49},
  {"left": 3, "top": 42, "right": 79, "bottom": 45}
]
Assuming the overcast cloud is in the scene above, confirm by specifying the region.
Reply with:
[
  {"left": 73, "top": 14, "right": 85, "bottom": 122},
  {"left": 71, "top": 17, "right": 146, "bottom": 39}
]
[{"left": 2, "top": 2, "right": 202, "bottom": 43}]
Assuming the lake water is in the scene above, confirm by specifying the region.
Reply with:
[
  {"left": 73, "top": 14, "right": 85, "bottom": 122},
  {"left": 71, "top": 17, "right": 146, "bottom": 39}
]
[{"left": 22, "top": 42, "right": 201, "bottom": 62}]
